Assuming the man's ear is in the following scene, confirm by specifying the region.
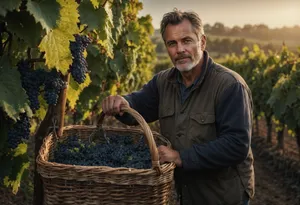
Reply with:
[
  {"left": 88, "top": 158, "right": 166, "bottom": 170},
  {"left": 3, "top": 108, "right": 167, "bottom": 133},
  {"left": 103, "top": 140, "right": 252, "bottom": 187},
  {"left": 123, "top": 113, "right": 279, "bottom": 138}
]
[{"left": 201, "top": 35, "right": 207, "bottom": 50}]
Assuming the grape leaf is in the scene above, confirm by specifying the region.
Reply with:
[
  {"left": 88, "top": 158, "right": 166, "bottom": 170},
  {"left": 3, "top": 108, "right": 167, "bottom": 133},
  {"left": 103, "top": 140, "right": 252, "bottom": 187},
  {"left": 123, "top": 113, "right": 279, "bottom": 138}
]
[
  {"left": 285, "top": 89, "right": 297, "bottom": 107},
  {"left": 0, "top": 0, "right": 22, "bottom": 17},
  {"left": 86, "top": 49, "right": 110, "bottom": 85},
  {"left": 0, "top": 58, "right": 32, "bottom": 121},
  {"left": 285, "top": 110, "right": 297, "bottom": 130},
  {"left": 111, "top": 2, "right": 125, "bottom": 43},
  {"left": 76, "top": 84, "right": 104, "bottom": 120},
  {"left": 272, "top": 99, "right": 286, "bottom": 119},
  {"left": 34, "top": 95, "right": 48, "bottom": 121},
  {"left": 90, "top": 0, "right": 107, "bottom": 8},
  {"left": 5, "top": 11, "right": 43, "bottom": 47},
  {"left": 126, "top": 21, "right": 142, "bottom": 46},
  {"left": 26, "top": 0, "right": 60, "bottom": 33},
  {"left": 79, "top": 1, "right": 107, "bottom": 31},
  {"left": 104, "top": 2, "right": 113, "bottom": 26},
  {"left": 9, "top": 37, "right": 29, "bottom": 66},
  {"left": 138, "top": 15, "right": 154, "bottom": 35},
  {"left": 109, "top": 50, "right": 125, "bottom": 74},
  {"left": 13, "top": 143, "right": 27, "bottom": 157},
  {"left": 67, "top": 75, "right": 92, "bottom": 109},
  {"left": 39, "top": 30, "right": 72, "bottom": 73},
  {"left": 39, "top": 0, "right": 79, "bottom": 74},
  {"left": 87, "top": 44, "right": 101, "bottom": 57},
  {"left": 80, "top": 1, "right": 114, "bottom": 57},
  {"left": 3, "top": 154, "right": 29, "bottom": 194}
]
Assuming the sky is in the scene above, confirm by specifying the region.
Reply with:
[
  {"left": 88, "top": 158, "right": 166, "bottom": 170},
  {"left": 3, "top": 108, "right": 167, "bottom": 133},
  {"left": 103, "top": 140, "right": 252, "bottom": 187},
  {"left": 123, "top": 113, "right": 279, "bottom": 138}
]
[{"left": 138, "top": 0, "right": 300, "bottom": 29}]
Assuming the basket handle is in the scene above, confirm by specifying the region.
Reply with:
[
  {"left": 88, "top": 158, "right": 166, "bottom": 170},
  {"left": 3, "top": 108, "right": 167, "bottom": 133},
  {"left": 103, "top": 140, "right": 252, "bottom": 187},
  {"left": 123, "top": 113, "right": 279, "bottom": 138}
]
[{"left": 97, "top": 105, "right": 162, "bottom": 175}]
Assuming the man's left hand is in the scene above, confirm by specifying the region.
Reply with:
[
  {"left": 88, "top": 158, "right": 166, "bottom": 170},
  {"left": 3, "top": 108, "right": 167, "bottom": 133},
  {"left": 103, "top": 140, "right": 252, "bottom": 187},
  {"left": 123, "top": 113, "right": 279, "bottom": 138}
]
[{"left": 157, "top": 145, "right": 182, "bottom": 167}]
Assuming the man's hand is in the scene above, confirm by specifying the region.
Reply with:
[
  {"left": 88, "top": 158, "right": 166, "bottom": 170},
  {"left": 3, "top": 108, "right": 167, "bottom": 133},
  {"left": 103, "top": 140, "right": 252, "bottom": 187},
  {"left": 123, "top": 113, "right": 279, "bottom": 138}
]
[
  {"left": 158, "top": 145, "right": 182, "bottom": 167},
  {"left": 101, "top": 95, "right": 130, "bottom": 116}
]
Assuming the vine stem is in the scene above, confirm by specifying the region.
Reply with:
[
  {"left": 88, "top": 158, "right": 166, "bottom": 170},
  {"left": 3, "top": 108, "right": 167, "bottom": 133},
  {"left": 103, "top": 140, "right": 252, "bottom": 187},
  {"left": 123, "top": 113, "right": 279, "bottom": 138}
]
[{"left": 80, "top": 25, "right": 88, "bottom": 33}]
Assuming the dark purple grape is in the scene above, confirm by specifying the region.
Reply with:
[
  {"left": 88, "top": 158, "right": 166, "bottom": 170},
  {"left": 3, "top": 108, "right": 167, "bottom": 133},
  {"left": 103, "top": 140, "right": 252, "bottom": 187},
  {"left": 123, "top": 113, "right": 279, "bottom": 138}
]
[
  {"left": 43, "top": 70, "right": 65, "bottom": 106},
  {"left": 69, "top": 34, "right": 92, "bottom": 84},
  {"left": 7, "top": 113, "right": 31, "bottom": 149},
  {"left": 17, "top": 60, "right": 46, "bottom": 113},
  {"left": 50, "top": 134, "right": 152, "bottom": 169}
]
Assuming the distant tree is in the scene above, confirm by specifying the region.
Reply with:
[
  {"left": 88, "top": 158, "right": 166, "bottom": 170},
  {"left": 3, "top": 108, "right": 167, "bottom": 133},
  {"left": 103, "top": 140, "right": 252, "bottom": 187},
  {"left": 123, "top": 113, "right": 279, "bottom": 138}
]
[
  {"left": 241, "top": 24, "right": 253, "bottom": 37},
  {"left": 204, "top": 24, "right": 212, "bottom": 33},
  {"left": 230, "top": 26, "right": 242, "bottom": 36},
  {"left": 211, "top": 22, "right": 226, "bottom": 35},
  {"left": 254, "top": 24, "right": 269, "bottom": 40}
]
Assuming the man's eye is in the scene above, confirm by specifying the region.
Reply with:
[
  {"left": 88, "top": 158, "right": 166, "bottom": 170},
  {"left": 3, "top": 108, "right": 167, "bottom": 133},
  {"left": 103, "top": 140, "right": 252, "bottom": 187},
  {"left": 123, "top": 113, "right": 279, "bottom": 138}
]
[{"left": 184, "top": 39, "right": 192, "bottom": 43}]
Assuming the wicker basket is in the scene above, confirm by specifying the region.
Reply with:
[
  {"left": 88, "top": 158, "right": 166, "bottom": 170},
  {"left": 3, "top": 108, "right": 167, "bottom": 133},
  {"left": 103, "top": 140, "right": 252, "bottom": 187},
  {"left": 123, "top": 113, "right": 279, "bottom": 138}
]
[{"left": 37, "top": 106, "right": 176, "bottom": 205}]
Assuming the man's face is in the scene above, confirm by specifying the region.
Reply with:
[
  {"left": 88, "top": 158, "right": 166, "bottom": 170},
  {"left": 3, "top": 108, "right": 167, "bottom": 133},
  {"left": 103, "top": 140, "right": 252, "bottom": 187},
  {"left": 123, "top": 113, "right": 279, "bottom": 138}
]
[{"left": 164, "top": 19, "right": 206, "bottom": 72}]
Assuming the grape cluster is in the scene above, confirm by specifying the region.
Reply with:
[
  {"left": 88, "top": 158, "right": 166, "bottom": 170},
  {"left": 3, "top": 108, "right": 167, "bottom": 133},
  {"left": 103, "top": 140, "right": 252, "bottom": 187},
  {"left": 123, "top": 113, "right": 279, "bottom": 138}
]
[
  {"left": 70, "top": 34, "right": 91, "bottom": 84},
  {"left": 51, "top": 134, "right": 153, "bottom": 169},
  {"left": 18, "top": 59, "right": 66, "bottom": 108},
  {"left": 7, "top": 113, "right": 31, "bottom": 149},
  {"left": 44, "top": 70, "right": 65, "bottom": 105},
  {"left": 17, "top": 60, "right": 45, "bottom": 112}
]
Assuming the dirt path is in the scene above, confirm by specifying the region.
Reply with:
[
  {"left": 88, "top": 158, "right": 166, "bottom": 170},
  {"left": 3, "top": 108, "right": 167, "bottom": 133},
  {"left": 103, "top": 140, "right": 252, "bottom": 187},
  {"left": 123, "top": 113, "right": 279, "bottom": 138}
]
[{"left": 250, "top": 149, "right": 299, "bottom": 205}]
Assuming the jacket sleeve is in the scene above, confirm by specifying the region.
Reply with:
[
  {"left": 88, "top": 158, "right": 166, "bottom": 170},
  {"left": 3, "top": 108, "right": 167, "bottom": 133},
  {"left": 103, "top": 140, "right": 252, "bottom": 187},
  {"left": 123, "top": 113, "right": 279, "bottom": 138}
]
[
  {"left": 179, "top": 82, "right": 252, "bottom": 170},
  {"left": 115, "top": 74, "right": 159, "bottom": 125}
]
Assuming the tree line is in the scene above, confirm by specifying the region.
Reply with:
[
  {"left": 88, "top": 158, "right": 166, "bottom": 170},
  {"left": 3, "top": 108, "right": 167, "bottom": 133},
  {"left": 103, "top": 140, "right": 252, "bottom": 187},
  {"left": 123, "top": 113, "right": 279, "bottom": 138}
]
[{"left": 204, "top": 22, "right": 300, "bottom": 42}]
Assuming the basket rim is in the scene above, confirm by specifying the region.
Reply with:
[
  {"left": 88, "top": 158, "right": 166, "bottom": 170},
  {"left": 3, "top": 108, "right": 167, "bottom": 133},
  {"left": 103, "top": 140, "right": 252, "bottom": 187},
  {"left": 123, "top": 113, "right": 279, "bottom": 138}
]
[{"left": 37, "top": 125, "right": 176, "bottom": 176}]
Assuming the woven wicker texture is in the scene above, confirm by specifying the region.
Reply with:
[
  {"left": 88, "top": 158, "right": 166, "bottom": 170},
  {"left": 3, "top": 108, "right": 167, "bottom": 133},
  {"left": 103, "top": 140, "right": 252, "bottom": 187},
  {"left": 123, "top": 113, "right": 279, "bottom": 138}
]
[{"left": 37, "top": 106, "right": 176, "bottom": 205}]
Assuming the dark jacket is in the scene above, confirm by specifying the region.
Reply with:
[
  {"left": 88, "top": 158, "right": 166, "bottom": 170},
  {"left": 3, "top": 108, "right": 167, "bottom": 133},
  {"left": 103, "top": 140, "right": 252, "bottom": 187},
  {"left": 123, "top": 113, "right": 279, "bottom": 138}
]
[{"left": 116, "top": 51, "right": 255, "bottom": 205}]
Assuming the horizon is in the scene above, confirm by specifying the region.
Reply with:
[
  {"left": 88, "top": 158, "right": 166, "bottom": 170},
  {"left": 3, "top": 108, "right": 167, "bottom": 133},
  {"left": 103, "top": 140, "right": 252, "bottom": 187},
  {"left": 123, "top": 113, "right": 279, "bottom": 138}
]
[{"left": 138, "top": 0, "right": 300, "bottom": 29}]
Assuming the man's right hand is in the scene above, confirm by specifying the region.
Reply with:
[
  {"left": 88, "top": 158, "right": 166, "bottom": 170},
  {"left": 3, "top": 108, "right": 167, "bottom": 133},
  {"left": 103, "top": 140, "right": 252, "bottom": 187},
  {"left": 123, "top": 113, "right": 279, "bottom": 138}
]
[{"left": 101, "top": 95, "right": 130, "bottom": 116}]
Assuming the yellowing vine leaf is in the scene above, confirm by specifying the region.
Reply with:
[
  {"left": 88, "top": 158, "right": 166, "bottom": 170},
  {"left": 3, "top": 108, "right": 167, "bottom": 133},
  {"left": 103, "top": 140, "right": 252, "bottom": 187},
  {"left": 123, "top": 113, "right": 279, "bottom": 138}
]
[
  {"left": 39, "top": 0, "right": 79, "bottom": 74},
  {"left": 68, "top": 75, "right": 92, "bottom": 109}
]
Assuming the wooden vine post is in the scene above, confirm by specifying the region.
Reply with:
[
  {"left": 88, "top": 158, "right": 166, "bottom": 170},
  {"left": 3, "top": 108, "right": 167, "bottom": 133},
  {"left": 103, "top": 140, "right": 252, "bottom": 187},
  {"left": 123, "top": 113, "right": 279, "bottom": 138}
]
[
  {"left": 33, "top": 73, "right": 70, "bottom": 205},
  {"left": 57, "top": 73, "right": 70, "bottom": 137}
]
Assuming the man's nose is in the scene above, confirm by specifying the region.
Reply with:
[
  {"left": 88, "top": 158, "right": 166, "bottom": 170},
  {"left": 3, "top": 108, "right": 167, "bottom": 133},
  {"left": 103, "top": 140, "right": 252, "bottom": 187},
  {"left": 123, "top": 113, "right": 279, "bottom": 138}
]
[{"left": 176, "top": 43, "right": 185, "bottom": 53}]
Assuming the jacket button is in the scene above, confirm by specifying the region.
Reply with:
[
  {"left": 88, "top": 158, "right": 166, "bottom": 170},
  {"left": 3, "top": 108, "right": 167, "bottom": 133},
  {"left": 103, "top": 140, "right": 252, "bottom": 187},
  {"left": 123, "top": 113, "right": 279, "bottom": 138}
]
[{"left": 201, "top": 119, "right": 204, "bottom": 122}]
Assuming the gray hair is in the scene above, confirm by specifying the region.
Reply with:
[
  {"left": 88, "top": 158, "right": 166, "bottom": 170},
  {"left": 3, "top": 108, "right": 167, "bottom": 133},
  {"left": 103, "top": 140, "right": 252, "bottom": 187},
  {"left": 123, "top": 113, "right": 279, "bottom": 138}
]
[{"left": 160, "top": 8, "right": 205, "bottom": 41}]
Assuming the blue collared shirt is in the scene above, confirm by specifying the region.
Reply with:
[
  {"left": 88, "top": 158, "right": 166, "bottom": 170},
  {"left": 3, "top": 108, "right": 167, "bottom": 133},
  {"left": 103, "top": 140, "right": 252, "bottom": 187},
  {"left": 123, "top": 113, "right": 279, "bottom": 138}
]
[{"left": 176, "top": 71, "right": 202, "bottom": 104}]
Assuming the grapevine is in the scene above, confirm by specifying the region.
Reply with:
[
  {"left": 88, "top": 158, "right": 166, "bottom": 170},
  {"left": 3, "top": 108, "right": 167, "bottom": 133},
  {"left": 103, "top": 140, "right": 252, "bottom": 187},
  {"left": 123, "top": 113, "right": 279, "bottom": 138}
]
[{"left": 221, "top": 45, "right": 300, "bottom": 152}]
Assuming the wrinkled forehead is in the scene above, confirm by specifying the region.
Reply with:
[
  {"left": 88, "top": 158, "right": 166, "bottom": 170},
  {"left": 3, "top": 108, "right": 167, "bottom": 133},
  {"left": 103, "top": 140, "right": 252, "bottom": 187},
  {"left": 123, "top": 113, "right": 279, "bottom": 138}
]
[{"left": 164, "top": 19, "right": 199, "bottom": 42}]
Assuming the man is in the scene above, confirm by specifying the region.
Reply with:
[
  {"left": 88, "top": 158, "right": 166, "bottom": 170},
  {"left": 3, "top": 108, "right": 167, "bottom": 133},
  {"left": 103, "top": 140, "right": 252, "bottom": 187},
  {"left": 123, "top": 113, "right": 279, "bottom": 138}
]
[{"left": 101, "top": 8, "right": 254, "bottom": 205}]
